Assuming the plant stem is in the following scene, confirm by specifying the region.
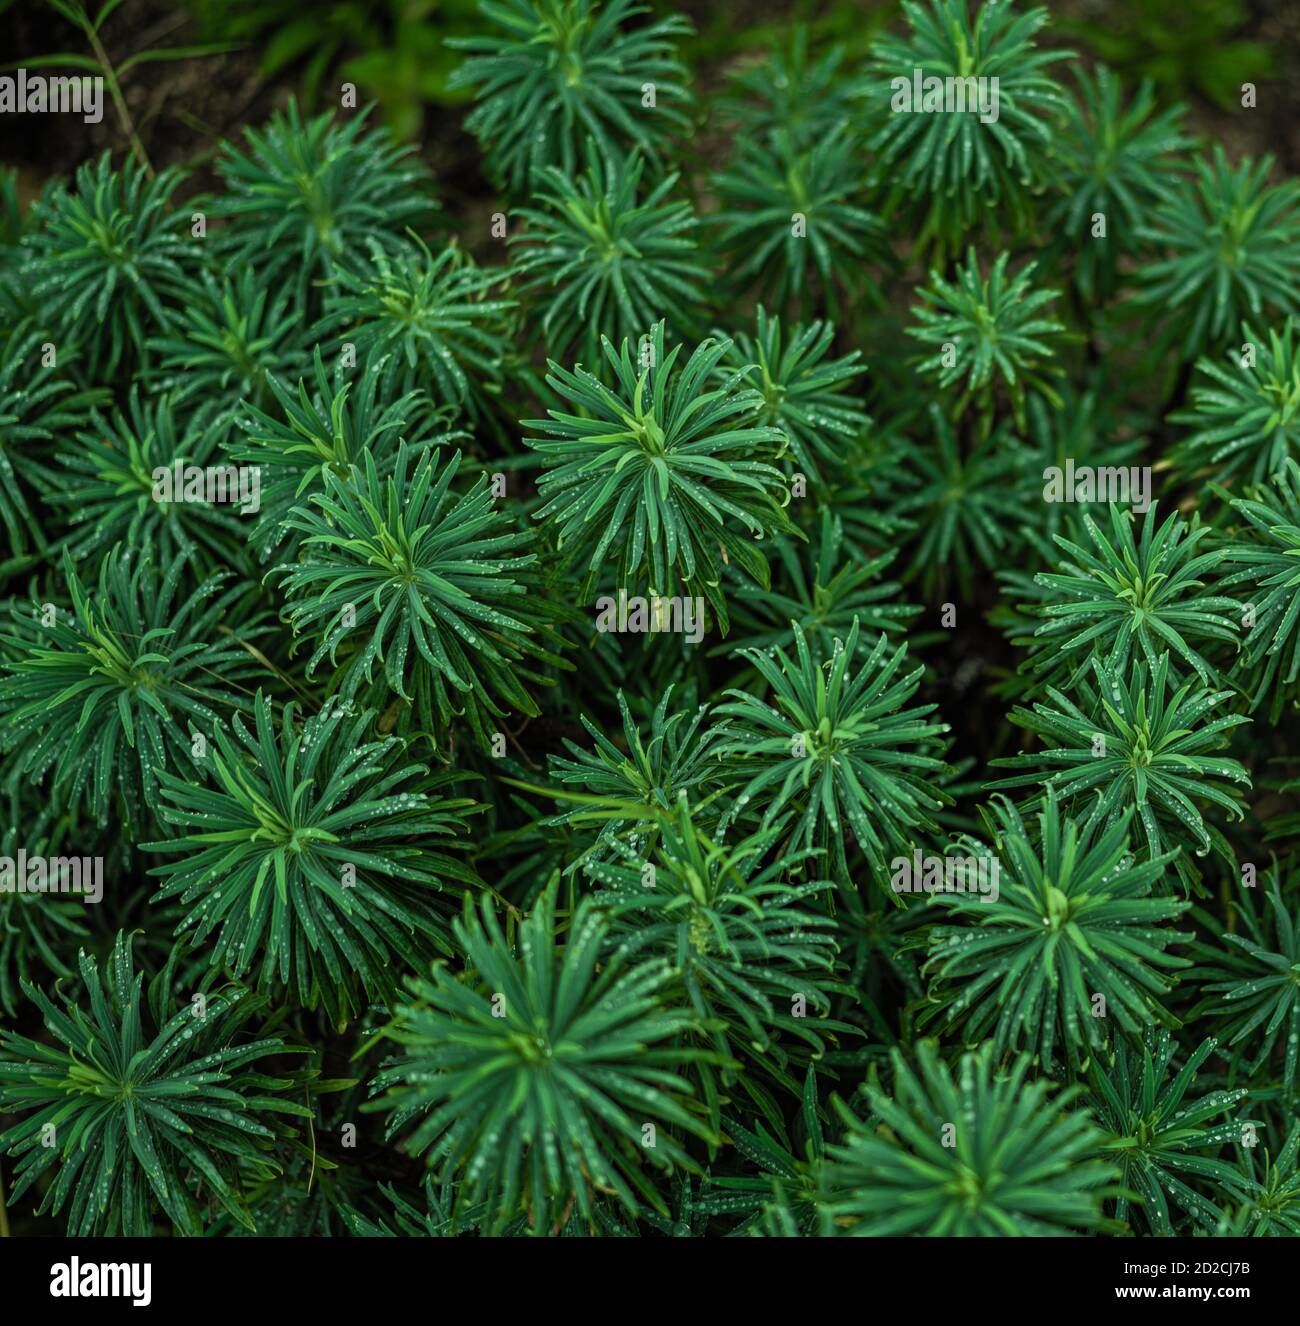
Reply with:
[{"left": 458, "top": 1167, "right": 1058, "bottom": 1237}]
[
  {"left": 304, "top": 1093, "right": 317, "bottom": 1197},
  {"left": 0, "top": 1160, "right": 11, "bottom": 1238},
  {"left": 79, "top": 14, "right": 154, "bottom": 176}
]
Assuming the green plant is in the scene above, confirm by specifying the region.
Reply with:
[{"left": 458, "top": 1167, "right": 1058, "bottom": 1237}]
[
  {"left": 1010, "top": 503, "right": 1239, "bottom": 688},
  {"left": 1171, "top": 322, "right": 1300, "bottom": 489},
  {"left": 147, "top": 267, "right": 311, "bottom": 427},
  {"left": 711, "top": 617, "right": 949, "bottom": 883},
  {"left": 720, "top": 306, "right": 869, "bottom": 485},
  {"left": 1057, "top": 0, "right": 1272, "bottom": 111},
  {"left": 863, "top": 0, "right": 1070, "bottom": 259},
  {"left": 318, "top": 236, "right": 514, "bottom": 416},
  {"left": 0, "top": 799, "right": 91, "bottom": 1016},
  {"left": 54, "top": 389, "right": 251, "bottom": 573},
  {"left": 713, "top": 125, "right": 888, "bottom": 319},
  {"left": 725, "top": 506, "right": 919, "bottom": 658},
  {"left": 1186, "top": 871, "right": 1300, "bottom": 1093},
  {"left": 534, "top": 685, "right": 719, "bottom": 866},
  {"left": 0, "top": 321, "right": 105, "bottom": 572},
  {"left": 6, "top": 0, "right": 1300, "bottom": 1248},
  {"left": 367, "top": 888, "right": 716, "bottom": 1232},
  {"left": 272, "top": 443, "right": 569, "bottom": 748},
  {"left": 231, "top": 348, "right": 449, "bottom": 557},
  {"left": 211, "top": 100, "right": 435, "bottom": 308},
  {"left": 1135, "top": 148, "right": 1300, "bottom": 360},
  {"left": 187, "top": 0, "right": 479, "bottom": 138},
  {"left": 145, "top": 691, "right": 481, "bottom": 1023},
  {"left": 1088, "top": 1030, "right": 1251, "bottom": 1234},
  {"left": 585, "top": 794, "right": 847, "bottom": 1106},
  {"left": 0, "top": 932, "right": 313, "bottom": 1235},
  {"left": 696, "top": 1072, "right": 829, "bottom": 1234},
  {"left": 897, "top": 404, "right": 1038, "bottom": 596},
  {"left": 22, "top": 155, "right": 192, "bottom": 380},
  {"left": 1044, "top": 68, "right": 1191, "bottom": 302},
  {"left": 921, "top": 791, "right": 1191, "bottom": 1072},
  {"left": 510, "top": 142, "right": 708, "bottom": 366},
  {"left": 990, "top": 654, "right": 1251, "bottom": 892},
  {"left": 1216, "top": 460, "right": 1300, "bottom": 719},
  {"left": 525, "top": 321, "right": 796, "bottom": 629},
  {"left": 1212, "top": 1126, "right": 1300, "bottom": 1236},
  {"left": 449, "top": 0, "right": 693, "bottom": 193},
  {"left": 909, "top": 247, "right": 1065, "bottom": 433},
  {"left": 824, "top": 1040, "right": 1122, "bottom": 1235},
  {"left": 0, "top": 547, "right": 258, "bottom": 833},
  {"left": 719, "top": 25, "right": 854, "bottom": 151}
]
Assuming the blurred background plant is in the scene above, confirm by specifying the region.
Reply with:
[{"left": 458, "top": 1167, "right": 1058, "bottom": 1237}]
[{"left": 185, "top": 0, "right": 482, "bottom": 138}]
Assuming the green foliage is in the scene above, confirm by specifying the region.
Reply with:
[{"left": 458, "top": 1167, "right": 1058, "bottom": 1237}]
[
  {"left": 449, "top": 0, "right": 693, "bottom": 193},
  {"left": 0, "top": 799, "right": 91, "bottom": 1017},
  {"left": 55, "top": 389, "right": 250, "bottom": 573},
  {"left": 726, "top": 506, "right": 919, "bottom": 657},
  {"left": 1212, "top": 1126, "right": 1300, "bottom": 1236},
  {"left": 1011, "top": 503, "right": 1238, "bottom": 688},
  {"left": 147, "top": 267, "right": 311, "bottom": 427},
  {"left": 585, "top": 794, "right": 847, "bottom": 1104},
  {"left": 696, "top": 1072, "right": 828, "bottom": 1234},
  {"left": 1057, "top": 0, "right": 1272, "bottom": 111},
  {"left": 368, "top": 888, "right": 716, "bottom": 1232},
  {"left": 539, "top": 685, "right": 718, "bottom": 865},
  {"left": 863, "top": 0, "right": 1070, "bottom": 258},
  {"left": 720, "top": 306, "right": 869, "bottom": 485},
  {"left": 232, "top": 348, "right": 450, "bottom": 556},
  {"left": 1045, "top": 68, "right": 1191, "bottom": 302},
  {"left": 318, "top": 236, "right": 514, "bottom": 415},
  {"left": 825, "top": 1040, "right": 1122, "bottom": 1235},
  {"left": 910, "top": 247, "right": 1065, "bottom": 433},
  {"left": 0, "top": 165, "right": 24, "bottom": 249},
  {"left": 511, "top": 143, "right": 708, "bottom": 366},
  {"left": 0, "top": 548, "right": 257, "bottom": 833},
  {"left": 921, "top": 791, "right": 1191, "bottom": 1072},
  {"left": 145, "top": 691, "right": 481, "bottom": 1023},
  {"left": 898, "top": 405, "right": 1037, "bottom": 596},
  {"left": 1171, "top": 321, "right": 1300, "bottom": 489},
  {"left": 212, "top": 100, "right": 435, "bottom": 307},
  {"left": 1216, "top": 460, "right": 1300, "bottom": 718},
  {"left": 6, "top": 0, "right": 1300, "bottom": 1245},
  {"left": 991, "top": 654, "right": 1251, "bottom": 892},
  {"left": 273, "top": 443, "right": 567, "bottom": 748},
  {"left": 1011, "top": 385, "right": 1150, "bottom": 562},
  {"left": 0, "top": 932, "right": 313, "bottom": 1235},
  {"left": 711, "top": 617, "right": 949, "bottom": 882},
  {"left": 0, "top": 322, "right": 105, "bottom": 571},
  {"left": 1186, "top": 871, "right": 1300, "bottom": 1092},
  {"left": 1135, "top": 147, "right": 1300, "bottom": 359},
  {"left": 1088, "top": 1030, "right": 1251, "bottom": 1234},
  {"left": 22, "top": 154, "right": 192, "bottom": 380},
  {"left": 526, "top": 321, "right": 796, "bottom": 628},
  {"left": 719, "top": 25, "right": 854, "bottom": 151},
  {"left": 713, "top": 125, "right": 887, "bottom": 319},
  {"left": 188, "top": 0, "right": 481, "bottom": 137}
]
